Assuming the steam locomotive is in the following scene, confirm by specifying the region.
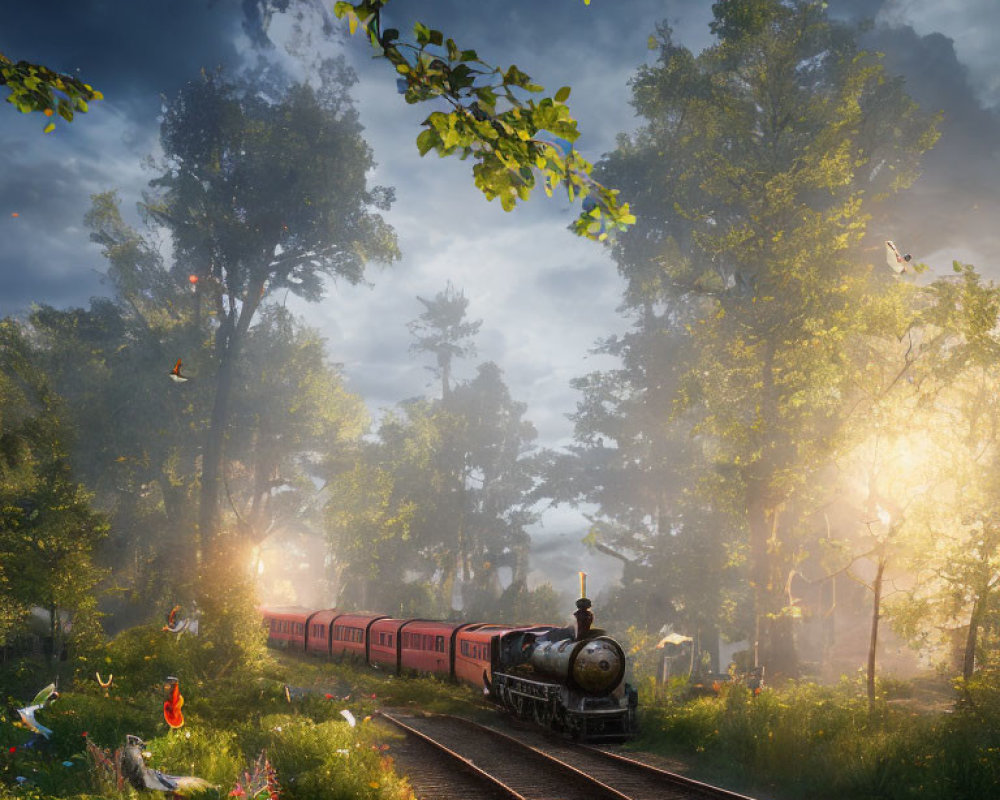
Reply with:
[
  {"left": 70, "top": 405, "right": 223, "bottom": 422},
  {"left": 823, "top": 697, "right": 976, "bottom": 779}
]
[{"left": 260, "top": 598, "right": 638, "bottom": 742}]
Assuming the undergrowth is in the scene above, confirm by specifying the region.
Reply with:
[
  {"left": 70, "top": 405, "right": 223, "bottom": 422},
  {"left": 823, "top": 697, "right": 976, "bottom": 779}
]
[{"left": 632, "top": 673, "right": 1000, "bottom": 800}]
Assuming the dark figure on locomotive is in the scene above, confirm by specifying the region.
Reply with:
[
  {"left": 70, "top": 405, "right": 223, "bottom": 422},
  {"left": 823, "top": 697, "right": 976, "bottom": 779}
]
[{"left": 261, "top": 575, "right": 638, "bottom": 742}]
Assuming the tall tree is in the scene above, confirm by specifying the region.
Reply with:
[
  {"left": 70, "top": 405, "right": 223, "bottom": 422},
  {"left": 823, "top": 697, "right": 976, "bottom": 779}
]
[
  {"left": 143, "top": 65, "right": 399, "bottom": 551},
  {"left": 591, "top": 0, "right": 938, "bottom": 673},
  {"left": 407, "top": 282, "right": 481, "bottom": 400},
  {"left": 449, "top": 362, "right": 539, "bottom": 617},
  {"left": 0, "top": 320, "right": 107, "bottom": 662},
  {"left": 225, "top": 305, "right": 369, "bottom": 550}
]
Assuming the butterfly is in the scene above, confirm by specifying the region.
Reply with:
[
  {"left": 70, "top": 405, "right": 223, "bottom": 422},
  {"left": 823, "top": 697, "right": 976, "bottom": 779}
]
[{"left": 169, "top": 359, "right": 189, "bottom": 383}]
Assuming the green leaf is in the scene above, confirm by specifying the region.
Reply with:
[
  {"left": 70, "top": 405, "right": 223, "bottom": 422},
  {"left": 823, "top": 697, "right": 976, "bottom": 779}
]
[
  {"left": 416, "top": 129, "right": 437, "bottom": 156},
  {"left": 554, "top": 86, "right": 571, "bottom": 103},
  {"left": 43, "top": 121, "right": 55, "bottom": 133}
]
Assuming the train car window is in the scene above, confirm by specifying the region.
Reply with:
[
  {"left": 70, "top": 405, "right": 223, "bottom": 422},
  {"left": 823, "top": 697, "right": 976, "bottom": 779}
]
[
  {"left": 333, "top": 625, "right": 341, "bottom": 641},
  {"left": 436, "top": 635, "right": 444, "bottom": 652},
  {"left": 389, "top": 634, "right": 394, "bottom": 646}
]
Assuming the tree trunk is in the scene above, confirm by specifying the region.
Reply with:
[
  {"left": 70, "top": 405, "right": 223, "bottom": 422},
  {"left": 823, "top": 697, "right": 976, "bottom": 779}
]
[
  {"left": 747, "top": 489, "right": 798, "bottom": 676},
  {"left": 867, "top": 554, "right": 886, "bottom": 715},
  {"left": 198, "top": 287, "right": 262, "bottom": 555},
  {"left": 199, "top": 339, "right": 238, "bottom": 553},
  {"left": 747, "top": 491, "right": 770, "bottom": 668},
  {"left": 962, "top": 594, "right": 982, "bottom": 681},
  {"left": 441, "top": 355, "right": 451, "bottom": 401},
  {"left": 48, "top": 603, "right": 58, "bottom": 667}
]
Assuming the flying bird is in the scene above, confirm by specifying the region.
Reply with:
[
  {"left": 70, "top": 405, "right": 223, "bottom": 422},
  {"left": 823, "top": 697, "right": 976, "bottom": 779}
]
[
  {"left": 121, "top": 735, "right": 211, "bottom": 795},
  {"left": 168, "top": 359, "right": 189, "bottom": 383},
  {"left": 885, "top": 240, "right": 913, "bottom": 274},
  {"left": 163, "top": 677, "right": 184, "bottom": 729},
  {"left": 16, "top": 683, "right": 59, "bottom": 742}
]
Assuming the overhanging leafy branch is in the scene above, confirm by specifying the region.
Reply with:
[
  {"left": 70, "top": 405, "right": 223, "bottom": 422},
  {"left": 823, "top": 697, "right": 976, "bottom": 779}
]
[
  {"left": 332, "top": 0, "right": 634, "bottom": 241},
  {"left": 0, "top": 52, "right": 103, "bottom": 133}
]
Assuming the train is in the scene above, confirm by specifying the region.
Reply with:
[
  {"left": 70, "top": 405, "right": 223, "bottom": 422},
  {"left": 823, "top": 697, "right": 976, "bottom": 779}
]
[{"left": 260, "top": 597, "right": 638, "bottom": 743}]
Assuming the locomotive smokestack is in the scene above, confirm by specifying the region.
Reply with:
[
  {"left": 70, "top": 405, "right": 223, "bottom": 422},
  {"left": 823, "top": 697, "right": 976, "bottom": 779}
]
[{"left": 574, "top": 572, "right": 593, "bottom": 640}]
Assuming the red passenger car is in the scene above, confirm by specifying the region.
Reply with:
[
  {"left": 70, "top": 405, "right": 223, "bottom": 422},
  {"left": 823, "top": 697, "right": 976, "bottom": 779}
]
[
  {"left": 368, "top": 617, "right": 407, "bottom": 671},
  {"left": 454, "top": 622, "right": 506, "bottom": 688},
  {"left": 304, "top": 608, "right": 339, "bottom": 657},
  {"left": 330, "top": 613, "right": 386, "bottom": 661},
  {"left": 262, "top": 606, "right": 312, "bottom": 650},
  {"left": 398, "top": 619, "right": 462, "bottom": 675}
]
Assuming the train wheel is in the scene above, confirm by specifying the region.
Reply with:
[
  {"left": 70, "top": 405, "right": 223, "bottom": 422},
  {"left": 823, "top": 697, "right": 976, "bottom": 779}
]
[{"left": 510, "top": 693, "right": 526, "bottom": 718}]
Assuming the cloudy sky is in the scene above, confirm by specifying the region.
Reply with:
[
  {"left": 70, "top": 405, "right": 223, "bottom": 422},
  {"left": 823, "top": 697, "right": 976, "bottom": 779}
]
[{"left": 2, "top": 0, "right": 998, "bottom": 596}]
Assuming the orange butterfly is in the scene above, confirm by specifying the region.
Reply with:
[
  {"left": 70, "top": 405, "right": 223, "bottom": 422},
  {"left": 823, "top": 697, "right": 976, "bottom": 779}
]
[{"left": 169, "top": 359, "right": 189, "bottom": 383}]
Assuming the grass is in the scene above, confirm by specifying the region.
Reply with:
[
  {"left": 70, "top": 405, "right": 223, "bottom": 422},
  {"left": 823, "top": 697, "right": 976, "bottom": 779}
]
[
  {"left": 0, "top": 633, "right": 447, "bottom": 799},
  {"left": 630, "top": 673, "right": 1000, "bottom": 800},
  {"left": 0, "top": 620, "right": 499, "bottom": 800}
]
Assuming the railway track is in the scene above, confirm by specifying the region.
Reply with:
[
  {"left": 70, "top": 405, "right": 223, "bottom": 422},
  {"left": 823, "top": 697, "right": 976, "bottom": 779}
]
[{"left": 378, "top": 711, "right": 758, "bottom": 800}]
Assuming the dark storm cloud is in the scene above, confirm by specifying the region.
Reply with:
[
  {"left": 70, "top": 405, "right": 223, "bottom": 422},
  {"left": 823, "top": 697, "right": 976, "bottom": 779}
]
[
  {"left": 827, "top": 0, "right": 889, "bottom": 23},
  {"left": 0, "top": 1, "right": 246, "bottom": 318},
  {"left": 861, "top": 23, "right": 1000, "bottom": 270},
  {"left": 1, "top": 1, "right": 244, "bottom": 116}
]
